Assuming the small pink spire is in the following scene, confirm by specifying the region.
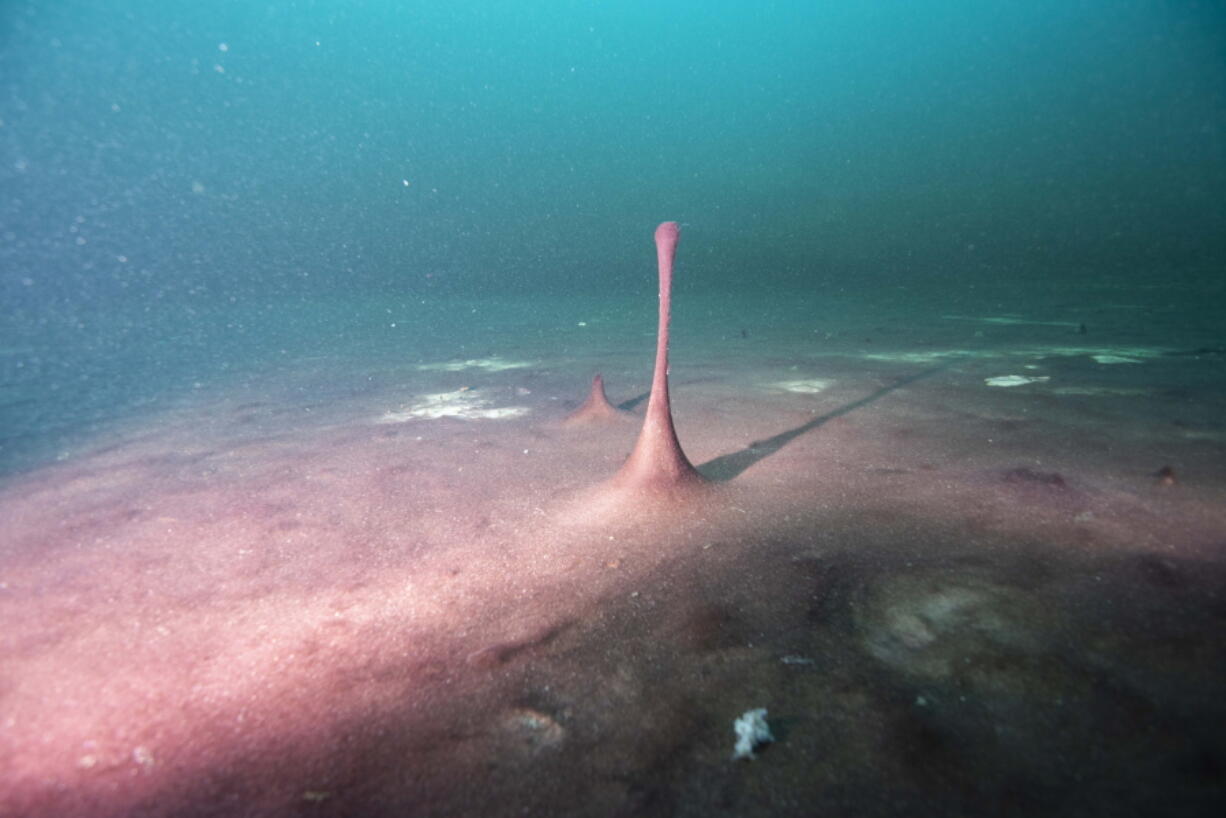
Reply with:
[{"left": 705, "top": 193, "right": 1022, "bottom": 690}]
[{"left": 563, "top": 374, "right": 630, "bottom": 425}]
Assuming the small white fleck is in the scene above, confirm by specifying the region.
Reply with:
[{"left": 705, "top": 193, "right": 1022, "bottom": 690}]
[
  {"left": 985, "top": 375, "right": 1049, "bottom": 388},
  {"left": 218, "top": 42, "right": 229, "bottom": 52},
  {"left": 732, "top": 709, "right": 774, "bottom": 760}
]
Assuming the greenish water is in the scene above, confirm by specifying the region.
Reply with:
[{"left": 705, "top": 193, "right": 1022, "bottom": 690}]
[{"left": 2, "top": 0, "right": 1223, "bottom": 469}]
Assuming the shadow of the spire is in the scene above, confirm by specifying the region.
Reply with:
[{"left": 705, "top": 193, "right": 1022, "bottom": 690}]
[{"left": 698, "top": 365, "right": 952, "bottom": 483}]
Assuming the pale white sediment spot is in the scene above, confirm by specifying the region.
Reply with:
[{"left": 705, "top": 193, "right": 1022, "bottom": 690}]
[
  {"left": 732, "top": 708, "right": 774, "bottom": 760},
  {"left": 132, "top": 745, "right": 155, "bottom": 769},
  {"left": 416, "top": 357, "right": 533, "bottom": 373},
  {"left": 1050, "top": 386, "right": 1151, "bottom": 396},
  {"left": 772, "top": 378, "right": 832, "bottom": 394},
  {"left": 856, "top": 345, "right": 1166, "bottom": 365},
  {"left": 941, "top": 314, "right": 1080, "bottom": 328},
  {"left": 985, "top": 375, "right": 1050, "bottom": 388},
  {"left": 1041, "top": 345, "right": 1164, "bottom": 361},
  {"left": 496, "top": 708, "right": 566, "bottom": 755},
  {"left": 1091, "top": 354, "right": 1143, "bottom": 364},
  {"left": 861, "top": 350, "right": 968, "bottom": 364},
  {"left": 378, "top": 389, "right": 529, "bottom": 422}
]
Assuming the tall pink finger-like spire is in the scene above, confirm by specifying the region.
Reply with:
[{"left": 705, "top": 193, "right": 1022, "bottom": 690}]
[{"left": 608, "top": 222, "right": 706, "bottom": 496}]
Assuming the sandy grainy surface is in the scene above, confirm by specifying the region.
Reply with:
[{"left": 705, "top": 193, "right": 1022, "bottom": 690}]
[{"left": 2, "top": 295, "right": 1224, "bottom": 817}]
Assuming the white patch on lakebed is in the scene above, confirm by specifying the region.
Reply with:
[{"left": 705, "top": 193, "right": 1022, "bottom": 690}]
[{"left": 378, "top": 389, "right": 529, "bottom": 422}]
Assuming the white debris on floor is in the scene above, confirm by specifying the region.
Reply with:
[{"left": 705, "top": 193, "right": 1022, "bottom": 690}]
[
  {"left": 984, "top": 375, "right": 1051, "bottom": 388},
  {"left": 772, "top": 379, "right": 832, "bottom": 394},
  {"left": 416, "top": 357, "right": 533, "bottom": 372},
  {"left": 732, "top": 708, "right": 774, "bottom": 760},
  {"left": 378, "top": 389, "right": 530, "bottom": 422}
]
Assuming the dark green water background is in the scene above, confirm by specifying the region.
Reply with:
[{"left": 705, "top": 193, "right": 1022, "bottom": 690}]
[{"left": 2, "top": 0, "right": 1223, "bottom": 473}]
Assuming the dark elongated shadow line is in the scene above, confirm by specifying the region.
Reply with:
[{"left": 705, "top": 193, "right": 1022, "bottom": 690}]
[
  {"left": 616, "top": 393, "right": 649, "bottom": 412},
  {"left": 697, "top": 364, "right": 955, "bottom": 483}
]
